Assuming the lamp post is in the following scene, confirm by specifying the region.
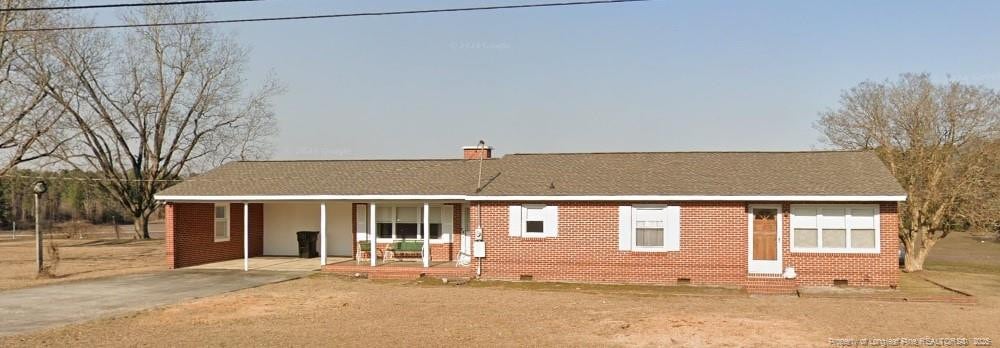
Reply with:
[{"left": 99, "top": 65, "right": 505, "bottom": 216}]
[{"left": 33, "top": 180, "right": 47, "bottom": 275}]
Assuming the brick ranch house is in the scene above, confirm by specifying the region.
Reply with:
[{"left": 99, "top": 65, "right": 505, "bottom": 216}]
[{"left": 154, "top": 146, "right": 906, "bottom": 293}]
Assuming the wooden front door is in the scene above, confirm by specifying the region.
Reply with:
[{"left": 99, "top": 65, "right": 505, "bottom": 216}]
[{"left": 748, "top": 206, "right": 782, "bottom": 274}]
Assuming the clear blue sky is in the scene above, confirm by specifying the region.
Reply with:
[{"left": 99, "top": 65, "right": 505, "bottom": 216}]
[{"left": 95, "top": 0, "right": 1000, "bottom": 159}]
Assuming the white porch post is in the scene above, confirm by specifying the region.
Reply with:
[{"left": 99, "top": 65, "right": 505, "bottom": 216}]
[
  {"left": 370, "top": 203, "right": 377, "bottom": 267},
  {"left": 243, "top": 203, "right": 249, "bottom": 272},
  {"left": 320, "top": 202, "right": 327, "bottom": 266},
  {"left": 422, "top": 203, "right": 430, "bottom": 268}
]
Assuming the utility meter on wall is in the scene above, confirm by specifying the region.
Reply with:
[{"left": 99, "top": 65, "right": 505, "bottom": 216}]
[{"left": 473, "top": 240, "right": 486, "bottom": 258}]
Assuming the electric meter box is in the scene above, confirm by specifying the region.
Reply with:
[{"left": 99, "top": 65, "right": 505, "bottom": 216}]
[{"left": 473, "top": 241, "right": 486, "bottom": 258}]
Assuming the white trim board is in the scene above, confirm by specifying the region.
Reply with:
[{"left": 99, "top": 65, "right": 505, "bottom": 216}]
[
  {"left": 156, "top": 194, "right": 906, "bottom": 202},
  {"left": 466, "top": 195, "right": 905, "bottom": 201},
  {"left": 154, "top": 194, "right": 468, "bottom": 202}
]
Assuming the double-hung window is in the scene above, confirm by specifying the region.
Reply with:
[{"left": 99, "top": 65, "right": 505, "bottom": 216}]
[
  {"left": 425, "top": 206, "right": 443, "bottom": 239},
  {"left": 395, "top": 207, "right": 420, "bottom": 239},
  {"left": 214, "top": 203, "right": 230, "bottom": 242},
  {"left": 523, "top": 205, "right": 546, "bottom": 236},
  {"left": 508, "top": 204, "right": 558, "bottom": 238},
  {"left": 634, "top": 207, "right": 666, "bottom": 248},
  {"left": 376, "top": 206, "right": 394, "bottom": 239},
  {"left": 618, "top": 205, "right": 680, "bottom": 252},
  {"left": 791, "top": 205, "right": 879, "bottom": 253}
]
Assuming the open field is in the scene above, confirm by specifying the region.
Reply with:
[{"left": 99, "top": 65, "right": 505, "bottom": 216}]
[
  {"left": 925, "top": 231, "right": 1000, "bottom": 274},
  {"left": 0, "top": 238, "right": 165, "bottom": 291},
  {"left": 0, "top": 232, "right": 998, "bottom": 347}
]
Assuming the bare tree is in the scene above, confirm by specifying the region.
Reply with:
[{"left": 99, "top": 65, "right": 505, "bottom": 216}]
[
  {"left": 0, "top": 1, "right": 65, "bottom": 176},
  {"left": 817, "top": 73, "right": 1000, "bottom": 272},
  {"left": 38, "top": 6, "right": 279, "bottom": 239}
]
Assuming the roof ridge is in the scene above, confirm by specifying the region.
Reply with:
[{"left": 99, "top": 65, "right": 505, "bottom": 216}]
[
  {"left": 505, "top": 150, "right": 869, "bottom": 156},
  {"left": 235, "top": 158, "right": 494, "bottom": 163}
]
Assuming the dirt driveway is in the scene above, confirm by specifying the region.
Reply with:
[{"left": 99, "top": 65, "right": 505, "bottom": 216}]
[{"left": 0, "top": 269, "right": 305, "bottom": 336}]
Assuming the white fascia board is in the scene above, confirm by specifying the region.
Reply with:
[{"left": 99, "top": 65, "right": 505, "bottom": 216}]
[
  {"left": 156, "top": 194, "right": 907, "bottom": 202},
  {"left": 153, "top": 194, "right": 467, "bottom": 202},
  {"left": 464, "top": 195, "right": 907, "bottom": 202}
]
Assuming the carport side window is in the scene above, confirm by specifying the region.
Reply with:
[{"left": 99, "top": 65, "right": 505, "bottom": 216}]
[{"left": 214, "top": 203, "right": 230, "bottom": 242}]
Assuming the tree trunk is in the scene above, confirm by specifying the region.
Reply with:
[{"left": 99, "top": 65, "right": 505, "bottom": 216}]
[
  {"left": 901, "top": 229, "right": 933, "bottom": 272},
  {"left": 132, "top": 214, "right": 151, "bottom": 240},
  {"left": 902, "top": 243, "right": 929, "bottom": 272}
]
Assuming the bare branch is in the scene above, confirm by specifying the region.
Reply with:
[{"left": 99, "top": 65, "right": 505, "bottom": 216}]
[{"left": 40, "top": 4, "right": 280, "bottom": 238}]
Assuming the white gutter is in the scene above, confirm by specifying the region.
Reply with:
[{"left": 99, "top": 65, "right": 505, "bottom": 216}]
[
  {"left": 155, "top": 194, "right": 906, "bottom": 202},
  {"left": 464, "top": 195, "right": 908, "bottom": 202},
  {"left": 153, "top": 194, "right": 468, "bottom": 202}
]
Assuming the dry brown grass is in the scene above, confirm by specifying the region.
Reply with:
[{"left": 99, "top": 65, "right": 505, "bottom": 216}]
[
  {"left": 1, "top": 272, "right": 997, "bottom": 347},
  {"left": 0, "top": 238, "right": 164, "bottom": 291}
]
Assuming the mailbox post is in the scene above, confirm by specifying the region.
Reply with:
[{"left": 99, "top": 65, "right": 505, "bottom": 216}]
[{"left": 33, "top": 180, "right": 47, "bottom": 275}]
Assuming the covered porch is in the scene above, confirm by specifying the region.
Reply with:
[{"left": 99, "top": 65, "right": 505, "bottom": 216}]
[{"left": 165, "top": 199, "right": 473, "bottom": 271}]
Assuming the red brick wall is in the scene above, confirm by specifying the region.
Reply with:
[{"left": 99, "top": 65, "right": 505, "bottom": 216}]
[
  {"left": 469, "top": 201, "right": 900, "bottom": 288},
  {"left": 165, "top": 202, "right": 263, "bottom": 269},
  {"left": 351, "top": 203, "right": 463, "bottom": 262},
  {"left": 165, "top": 200, "right": 899, "bottom": 288},
  {"left": 470, "top": 201, "right": 746, "bottom": 286}
]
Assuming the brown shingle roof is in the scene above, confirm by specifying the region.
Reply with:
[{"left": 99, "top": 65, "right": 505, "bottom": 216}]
[
  {"left": 473, "top": 151, "right": 905, "bottom": 196},
  {"left": 155, "top": 151, "right": 905, "bottom": 198},
  {"left": 157, "top": 159, "right": 482, "bottom": 196}
]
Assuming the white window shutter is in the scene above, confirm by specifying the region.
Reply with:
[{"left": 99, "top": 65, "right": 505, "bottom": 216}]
[
  {"left": 544, "top": 205, "right": 558, "bottom": 237},
  {"left": 356, "top": 205, "right": 368, "bottom": 241},
  {"left": 441, "top": 205, "right": 454, "bottom": 242},
  {"left": 618, "top": 206, "right": 632, "bottom": 251},
  {"left": 508, "top": 205, "right": 522, "bottom": 237},
  {"left": 665, "top": 205, "right": 681, "bottom": 251}
]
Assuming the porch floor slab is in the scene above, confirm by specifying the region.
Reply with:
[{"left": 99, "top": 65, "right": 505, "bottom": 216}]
[{"left": 189, "top": 256, "right": 351, "bottom": 272}]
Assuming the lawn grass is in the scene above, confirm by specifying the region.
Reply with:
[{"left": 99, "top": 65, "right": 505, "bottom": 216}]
[
  {"left": 0, "top": 238, "right": 165, "bottom": 291},
  {"left": 923, "top": 232, "right": 1000, "bottom": 275}
]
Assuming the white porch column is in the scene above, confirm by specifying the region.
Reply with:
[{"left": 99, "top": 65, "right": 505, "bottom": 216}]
[
  {"left": 320, "top": 202, "right": 327, "bottom": 266},
  {"left": 422, "top": 203, "right": 430, "bottom": 268},
  {"left": 370, "top": 203, "right": 377, "bottom": 267},
  {"left": 243, "top": 203, "right": 249, "bottom": 272}
]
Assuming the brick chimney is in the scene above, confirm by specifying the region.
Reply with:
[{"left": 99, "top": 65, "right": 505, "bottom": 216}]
[{"left": 463, "top": 146, "right": 493, "bottom": 160}]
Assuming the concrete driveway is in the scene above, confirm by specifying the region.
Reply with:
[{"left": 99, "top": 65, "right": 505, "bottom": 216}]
[{"left": 0, "top": 269, "right": 307, "bottom": 336}]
